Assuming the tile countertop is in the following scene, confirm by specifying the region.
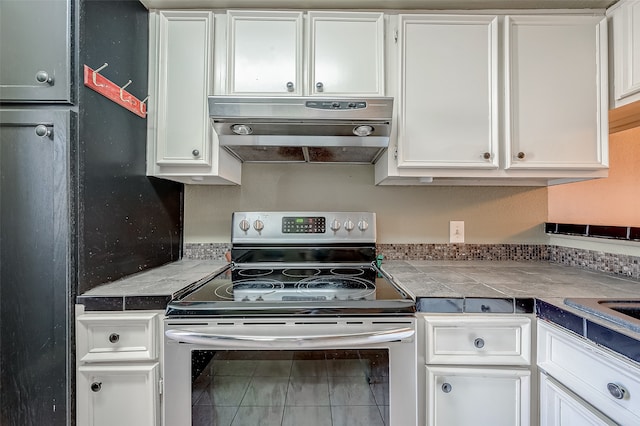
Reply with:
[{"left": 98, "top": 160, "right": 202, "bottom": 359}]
[
  {"left": 76, "top": 259, "right": 640, "bottom": 363},
  {"left": 76, "top": 259, "right": 228, "bottom": 311},
  {"left": 381, "top": 260, "right": 640, "bottom": 301},
  {"left": 381, "top": 260, "right": 640, "bottom": 364}
]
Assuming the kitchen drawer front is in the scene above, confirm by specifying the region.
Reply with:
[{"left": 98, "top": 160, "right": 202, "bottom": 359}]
[
  {"left": 423, "top": 315, "right": 531, "bottom": 365},
  {"left": 77, "top": 312, "right": 159, "bottom": 362},
  {"left": 538, "top": 321, "right": 640, "bottom": 425}
]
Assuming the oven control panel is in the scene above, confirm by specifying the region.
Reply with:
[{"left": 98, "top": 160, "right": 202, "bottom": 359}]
[
  {"left": 232, "top": 211, "right": 376, "bottom": 243},
  {"left": 282, "top": 216, "right": 325, "bottom": 234}
]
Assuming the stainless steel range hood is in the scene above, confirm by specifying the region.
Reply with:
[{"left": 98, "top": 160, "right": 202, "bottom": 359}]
[{"left": 208, "top": 96, "right": 393, "bottom": 164}]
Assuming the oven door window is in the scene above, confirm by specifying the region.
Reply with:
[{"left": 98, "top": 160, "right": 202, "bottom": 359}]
[{"left": 191, "top": 349, "right": 389, "bottom": 426}]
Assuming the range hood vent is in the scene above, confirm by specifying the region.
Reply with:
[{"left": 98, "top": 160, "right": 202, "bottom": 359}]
[{"left": 208, "top": 96, "right": 393, "bottom": 164}]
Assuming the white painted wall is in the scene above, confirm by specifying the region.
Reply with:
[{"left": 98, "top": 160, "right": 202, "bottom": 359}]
[{"left": 184, "top": 163, "right": 548, "bottom": 244}]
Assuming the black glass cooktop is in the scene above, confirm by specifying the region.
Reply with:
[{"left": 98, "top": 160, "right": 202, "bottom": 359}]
[{"left": 166, "top": 263, "right": 415, "bottom": 317}]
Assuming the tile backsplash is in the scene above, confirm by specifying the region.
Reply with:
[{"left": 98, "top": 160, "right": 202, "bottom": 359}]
[{"left": 183, "top": 243, "right": 639, "bottom": 281}]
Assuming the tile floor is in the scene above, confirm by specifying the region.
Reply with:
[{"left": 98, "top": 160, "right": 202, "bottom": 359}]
[{"left": 192, "top": 349, "right": 389, "bottom": 426}]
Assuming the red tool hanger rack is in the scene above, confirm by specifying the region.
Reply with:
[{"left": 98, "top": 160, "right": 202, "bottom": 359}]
[{"left": 83, "top": 63, "right": 148, "bottom": 118}]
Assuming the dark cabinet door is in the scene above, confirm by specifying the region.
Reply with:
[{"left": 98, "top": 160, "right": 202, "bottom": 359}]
[
  {"left": 0, "top": 109, "right": 73, "bottom": 425},
  {"left": 0, "top": 0, "right": 71, "bottom": 102}
]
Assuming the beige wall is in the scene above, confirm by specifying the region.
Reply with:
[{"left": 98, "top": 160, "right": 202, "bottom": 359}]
[
  {"left": 548, "top": 126, "right": 640, "bottom": 227},
  {"left": 184, "top": 163, "right": 548, "bottom": 244}
]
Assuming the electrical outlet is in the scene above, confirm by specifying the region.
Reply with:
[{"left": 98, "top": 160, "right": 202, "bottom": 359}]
[{"left": 449, "top": 221, "right": 465, "bottom": 243}]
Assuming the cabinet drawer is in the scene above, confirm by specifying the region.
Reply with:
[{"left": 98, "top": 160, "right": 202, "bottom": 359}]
[
  {"left": 77, "top": 312, "right": 159, "bottom": 362},
  {"left": 538, "top": 321, "right": 640, "bottom": 425},
  {"left": 423, "top": 315, "right": 531, "bottom": 365}
]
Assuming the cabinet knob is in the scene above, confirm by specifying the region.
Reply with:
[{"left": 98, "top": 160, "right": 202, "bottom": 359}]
[
  {"left": 315, "top": 82, "right": 324, "bottom": 92},
  {"left": 108, "top": 333, "right": 120, "bottom": 343},
  {"left": 483, "top": 152, "right": 491, "bottom": 160},
  {"left": 473, "top": 337, "right": 485, "bottom": 349},
  {"left": 34, "top": 124, "right": 52, "bottom": 138},
  {"left": 192, "top": 149, "right": 200, "bottom": 157},
  {"left": 441, "top": 383, "right": 452, "bottom": 393},
  {"left": 91, "top": 382, "right": 102, "bottom": 392},
  {"left": 517, "top": 152, "right": 526, "bottom": 160},
  {"left": 35, "top": 70, "right": 54, "bottom": 85},
  {"left": 286, "top": 81, "right": 294, "bottom": 92},
  {"left": 607, "top": 383, "right": 626, "bottom": 399}
]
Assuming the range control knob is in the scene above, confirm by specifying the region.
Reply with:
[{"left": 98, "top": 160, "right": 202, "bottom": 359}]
[
  {"left": 239, "top": 219, "right": 250, "bottom": 232},
  {"left": 330, "top": 219, "right": 341, "bottom": 232},
  {"left": 344, "top": 219, "right": 355, "bottom": 232},
  {"left": 253, "top": 219, "right": 264, "bottom": 232},
  {"left": 358, "top": 219, "right": 369, "bottom": 232}
]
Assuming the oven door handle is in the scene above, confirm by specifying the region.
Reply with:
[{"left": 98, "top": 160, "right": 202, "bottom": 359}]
[{"left": 165, "top": 327, "right": 414, "bottom": 349}]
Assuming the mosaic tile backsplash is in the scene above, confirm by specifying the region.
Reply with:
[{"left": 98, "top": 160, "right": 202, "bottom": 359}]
[{"left": 183, "top": 243, "right": 640, "bottom": 281}]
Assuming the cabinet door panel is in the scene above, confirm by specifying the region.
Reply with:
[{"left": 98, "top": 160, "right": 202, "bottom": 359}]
[
  {"left": 77, "top": 364, "right": 160, "bottom": 426},
  {"left": 155, "top": 11, "right": 212, "bottom": 166},
  {"left": 308, "top": 12, "right": 384, "bottom": 96},
  {"left": 540, "top": 372, "right": 616, "bottom": 426},
  {"left": 427, "top": 366, "right": 530, "bottom": 426},
  {"left": 0, "top": 110, "right": 71, "bottom": 425},
  {"left": 0, "top": 0, "right": 71, "bottom": 102},
  {"left": 538, "top": 321, "right": 640, "bottom": 425},
  {"left": 505, "top": 15, "right": 608, "bottom": 169},
  {"left": 228, "top": 11, "right": 303, "bottom": 95},
  {"left": 613, "top": 1, "right": 640, "bottom": 104},
  {"left": 397, "top": 15, "right": 498, "bottom": 168}
]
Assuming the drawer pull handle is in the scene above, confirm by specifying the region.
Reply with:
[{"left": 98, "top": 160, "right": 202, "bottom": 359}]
[
  {"left": 108, "top": 333, "right": 120, "bottom": 344},
  {"left": 91, "top": 382, "right": 102, "bottom": 392},
  {"left": 607, "top": 383, "right": 626, "bottom": 400},
  {"left": 473, "top": 338, "right": 485, "bottom": 349},
  {"left": 442, "top": 383, "right": 452, "bottom": 393}
]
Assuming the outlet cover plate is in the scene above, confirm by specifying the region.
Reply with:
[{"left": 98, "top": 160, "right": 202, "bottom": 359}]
[{"left": 450, "top": 221, "right": 465, "bottom": 243}]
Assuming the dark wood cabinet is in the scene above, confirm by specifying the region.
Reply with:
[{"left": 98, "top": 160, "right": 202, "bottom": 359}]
[
  {"left": 0, "top": 0, "right": 72, "bottom": 102},
  {"left": 0, "top": 1, "right": 183, "bottom": 424}
]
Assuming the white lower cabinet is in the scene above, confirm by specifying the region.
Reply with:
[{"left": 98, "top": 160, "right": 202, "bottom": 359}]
[
  {"left": 539, "top": 371, "right": 616, "bottom": 426},
  {"left": 427, "top": 366, "right": 530, "bottom": 426},
  {"left": 538, "top": 321, "right": 640, "bottom": 426},
  {"left": 419, "top": 314, "right": 533, "bottom": 426},
  {"left": 76, "top": 307, "right": 162, "bottom": 426},
  {"left": 77, "top": 364, "right": 160, "bottom": 426}
]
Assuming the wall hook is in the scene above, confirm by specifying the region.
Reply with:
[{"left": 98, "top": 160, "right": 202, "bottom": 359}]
[
  {"left": 92, "top": 63, "right": 109, "bottom": 87},
  {"left": 140, "top": 96, "right": 149, "bottom": 114},
  {"left": 119, "top": 80, "right": 133, "bottom": 103}
]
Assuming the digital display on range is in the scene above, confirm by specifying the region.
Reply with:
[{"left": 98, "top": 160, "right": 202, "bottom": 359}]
[{"left": 282, "top": 216, "right": 325, "bottom": 233}]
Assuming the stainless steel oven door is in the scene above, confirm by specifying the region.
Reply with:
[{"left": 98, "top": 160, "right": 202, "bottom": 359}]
[{"left": 163, "top": 317, "right": 417, "bottom": 426}]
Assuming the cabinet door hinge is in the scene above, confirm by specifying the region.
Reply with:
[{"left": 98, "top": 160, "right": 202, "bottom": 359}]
[
  {"left": 394, "top": 30, "right": 398, "bottom": 43},
  {"left": 394, "top": 147, "right": 398, "bottom": 159},
  {"left": 159, "top": 378, "right": 164, "bottom": 395}
]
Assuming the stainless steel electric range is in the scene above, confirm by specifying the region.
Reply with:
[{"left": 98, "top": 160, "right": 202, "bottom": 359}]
[
  {"left": 166, "top": 211, "right": 415, "bottom": 317},
  {"left": 163, "top": 212, "right": 418, "bottom": 426}
]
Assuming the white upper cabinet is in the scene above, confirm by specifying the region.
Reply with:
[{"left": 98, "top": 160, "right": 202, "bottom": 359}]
[
  {"left": 147, "top": 10, "right": 241, "bottom": 184},
  {"left": 224, "top": 11, "right": 385, "bottom": 96},
  {"left": 609, "top": 0, "right": 640, "bottom": 107},
  {"left": 504, "top": 15, "right": 608, "bottom": 170},
  {"left": 376, "top": 12, "right": 608, "bottom": 185},
  {"left": 227, "top": 11, "right": 303, "bottom": 95},
  {"left": 308, "top": 12, "right": 385, "bottom": 96},
  {"left": 396, "top": 14, "right": 499, "bottom": 169}
]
